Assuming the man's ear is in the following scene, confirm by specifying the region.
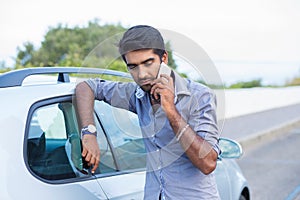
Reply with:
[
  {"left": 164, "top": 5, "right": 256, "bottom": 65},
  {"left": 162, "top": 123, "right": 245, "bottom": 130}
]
[{"left": 162, "top": 51, "right": 168, "bottom": 64}]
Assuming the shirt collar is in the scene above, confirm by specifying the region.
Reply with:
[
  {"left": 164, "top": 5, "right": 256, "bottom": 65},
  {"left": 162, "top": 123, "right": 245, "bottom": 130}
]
[
  {"left": 173, "top": 71, "right": 191, "bottom": 103},
  {"left": 174, "top": 71, "right": 191, "bottom": 96}
]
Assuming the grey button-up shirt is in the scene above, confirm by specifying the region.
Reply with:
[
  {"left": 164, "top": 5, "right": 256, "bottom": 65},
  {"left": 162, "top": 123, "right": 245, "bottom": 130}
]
[{"left": 86, "top": 72, "right": 220, "bottom": 200}]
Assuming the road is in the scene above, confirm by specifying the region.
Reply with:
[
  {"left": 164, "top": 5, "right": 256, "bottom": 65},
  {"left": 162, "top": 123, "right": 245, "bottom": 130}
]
[
  {"left": 220, "top": 103, "right": 300, "bottom": 142},
  {"left": 236, "top": 123, "right": 300, "bottom": 200}
]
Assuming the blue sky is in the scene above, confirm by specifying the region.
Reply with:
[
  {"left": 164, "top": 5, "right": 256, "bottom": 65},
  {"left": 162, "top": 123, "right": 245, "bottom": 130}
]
[{"left": 1, "top": 0, "right": 300, "bottom": 85}]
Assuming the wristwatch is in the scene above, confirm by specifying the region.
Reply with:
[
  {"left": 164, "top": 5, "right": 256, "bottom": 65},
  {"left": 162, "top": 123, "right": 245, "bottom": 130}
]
[{"left": 81, "top": 124, "right": 97, "bottom": 137}]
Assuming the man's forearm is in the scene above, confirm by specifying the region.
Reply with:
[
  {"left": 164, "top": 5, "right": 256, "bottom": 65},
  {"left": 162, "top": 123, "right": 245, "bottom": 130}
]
[
  {"left": 165, "top": 106, "right": 217, "bottom": 175},
  {"left": 75, "top": 81, "right": 95, "bottom": 128},
  {"left": 74, "top": 81, "right": 101, "bottom": 173}
]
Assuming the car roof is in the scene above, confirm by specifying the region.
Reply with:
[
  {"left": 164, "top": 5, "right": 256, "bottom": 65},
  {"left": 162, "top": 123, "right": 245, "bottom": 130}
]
[
  {"left": 0, "top": 67, "right": 132, "bottom": 88},
  {"left": 0, "top": 67, "right": 134, "bottom": 113}
]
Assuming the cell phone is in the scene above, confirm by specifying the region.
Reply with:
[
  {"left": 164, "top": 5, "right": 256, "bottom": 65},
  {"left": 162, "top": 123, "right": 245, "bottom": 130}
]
[
  {"left": 157, "top": 62, "right": 172, "bottom": 79},
  {"left": 151, "top": 63, "right": 172, "bottom": 103}
]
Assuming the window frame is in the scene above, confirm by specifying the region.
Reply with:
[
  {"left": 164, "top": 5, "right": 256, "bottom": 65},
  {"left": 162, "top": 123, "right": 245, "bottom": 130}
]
[
  {"left": 24, "top": 95, "right": 147, "bottom": 184},
  {"left": 88, "top": 100, "right": 147, "bottom": 179},
  {"left": 23, "top": 95, "right": 93, "bottom": 184}
]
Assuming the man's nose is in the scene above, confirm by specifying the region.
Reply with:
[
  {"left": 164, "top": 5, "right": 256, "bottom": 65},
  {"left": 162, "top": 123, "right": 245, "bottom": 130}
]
[{"left": 137, "top": 66, "right": 148, "bottom": 79}]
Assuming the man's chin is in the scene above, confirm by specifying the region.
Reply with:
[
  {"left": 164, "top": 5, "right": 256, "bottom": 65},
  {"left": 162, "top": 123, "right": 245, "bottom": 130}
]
[{"left": 141, "top": 85, "right": 151, "bottom": 92}]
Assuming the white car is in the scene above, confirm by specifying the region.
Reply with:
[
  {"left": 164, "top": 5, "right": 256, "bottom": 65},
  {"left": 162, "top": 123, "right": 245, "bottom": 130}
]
[{"left": 0, "top": 67, "right": 250, "bottom": 200}]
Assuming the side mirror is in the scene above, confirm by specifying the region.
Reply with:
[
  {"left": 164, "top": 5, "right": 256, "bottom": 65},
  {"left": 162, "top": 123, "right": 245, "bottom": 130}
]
[{"left": 219, "top": 138, "right": 243, "bottom": 159}]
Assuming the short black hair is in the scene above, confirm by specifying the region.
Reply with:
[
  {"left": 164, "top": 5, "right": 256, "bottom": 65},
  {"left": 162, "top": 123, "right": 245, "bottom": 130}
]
[{"left": 118, "top": 25, "right": 166, "bottom": 62}]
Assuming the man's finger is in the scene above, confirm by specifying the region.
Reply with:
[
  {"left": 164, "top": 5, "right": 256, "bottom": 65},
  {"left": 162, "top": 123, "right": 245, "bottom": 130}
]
[
  {"left": 85, "top": 152, "right": 92, "bottom": 162},
  {"left": 159, "top": 74, "right": 170, "bottom": 83},
  {"left": 91, "top": 160, "right": 99, "bottom": 173},
  {"left": 151, "top": 86, "right": 161, "bottom": 100},
  {"left": 82, "top": 147, "right": 88, "bottom": 157},
  {"left": 150, "top": 84, "right": 159, "bottom": 97},
  {"left": 90, "top": 156, "right": 96, "bottom": 165}
]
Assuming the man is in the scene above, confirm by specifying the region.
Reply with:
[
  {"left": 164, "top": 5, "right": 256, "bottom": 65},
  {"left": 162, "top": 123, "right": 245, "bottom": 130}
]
[{"left": 75, "top": 25, "right": 220, "bottom": 199}]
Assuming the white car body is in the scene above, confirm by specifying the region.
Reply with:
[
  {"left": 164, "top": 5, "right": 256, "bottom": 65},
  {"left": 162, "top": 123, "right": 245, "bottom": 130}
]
[{"left": 0, "top": 67, "right": 250, "bottom": 200}]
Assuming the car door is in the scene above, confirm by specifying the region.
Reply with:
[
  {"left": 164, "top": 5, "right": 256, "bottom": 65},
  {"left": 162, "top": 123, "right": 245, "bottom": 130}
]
[
  {"left": 24, "top": 96, "right": 107, "bottom": 199},
  {"left": 93, "top": 100, "right": 146, "bottom": 200},
  {"left": 215, "top": 159, "right": 231, "bottom": 200}
]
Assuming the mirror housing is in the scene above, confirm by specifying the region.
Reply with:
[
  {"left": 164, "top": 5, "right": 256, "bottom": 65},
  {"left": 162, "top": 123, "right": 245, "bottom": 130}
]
[{"left": 219, "top": 138, "right": 243, "bottom": 159}]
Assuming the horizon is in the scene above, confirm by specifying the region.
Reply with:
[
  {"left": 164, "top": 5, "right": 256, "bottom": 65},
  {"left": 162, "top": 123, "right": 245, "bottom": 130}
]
[{"left": 1, "top": 0, "right": 300, "bottom": 85}]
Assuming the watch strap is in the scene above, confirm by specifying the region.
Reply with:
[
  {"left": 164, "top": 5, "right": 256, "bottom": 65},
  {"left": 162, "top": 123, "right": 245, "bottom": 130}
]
[{"left": 81, "top": 125, "right": 97, "bottom": 137}]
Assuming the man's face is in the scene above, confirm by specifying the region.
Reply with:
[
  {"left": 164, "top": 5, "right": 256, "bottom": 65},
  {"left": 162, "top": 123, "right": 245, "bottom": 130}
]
[{"left": 125, "top": 49, "right": 167, "bottom": 92}]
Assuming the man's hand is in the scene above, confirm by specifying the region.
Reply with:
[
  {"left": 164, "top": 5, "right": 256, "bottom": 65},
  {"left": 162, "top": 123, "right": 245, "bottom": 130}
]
[
  {"left": 81, "top": 134, "right": 100, "bottom": 173},
  {"left": 150, "top": 74, "right": 175, "bottom": 112}
]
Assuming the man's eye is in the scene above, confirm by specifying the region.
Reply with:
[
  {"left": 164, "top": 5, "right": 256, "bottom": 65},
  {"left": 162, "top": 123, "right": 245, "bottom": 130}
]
[
  {"left": 127, "top": 65, "right": 137, "bottom": 70},
  {"left": 144, "top": 61, "right": 153, "bottom": 67}
]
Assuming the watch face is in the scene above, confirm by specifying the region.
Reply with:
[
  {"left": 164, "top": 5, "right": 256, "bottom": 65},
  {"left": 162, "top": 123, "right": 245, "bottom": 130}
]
[{"left": 87, "top": 124, "right": 97, "bottom": 133}]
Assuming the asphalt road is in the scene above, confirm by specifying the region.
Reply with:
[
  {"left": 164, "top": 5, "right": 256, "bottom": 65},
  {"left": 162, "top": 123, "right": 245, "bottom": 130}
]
[
  {"left": 236, "top": 123, "right": 300, "bottom": 200},
  {"left": 220, "top": 103, "right": 300, "bottom": 142}
]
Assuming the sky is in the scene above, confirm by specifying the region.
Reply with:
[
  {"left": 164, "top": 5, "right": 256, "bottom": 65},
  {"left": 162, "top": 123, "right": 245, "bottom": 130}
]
[{"left": 1, "top": 0, "right": 300, "bottom": 85}]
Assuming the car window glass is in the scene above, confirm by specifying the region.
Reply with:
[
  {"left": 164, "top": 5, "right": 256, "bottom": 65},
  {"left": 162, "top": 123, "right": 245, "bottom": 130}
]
[
  {"left": 26, "top": 101, "right": 118, "bottom": 181},
  {"left": 93, "top": 112, "right": 117, "bottom": 174},
  {"left": 26, "top": 102, "right": 86, "bottom": 181},
  {"left": 94, "top": 101, "right": 146, "bottom": 171},
  {"left": 29, "top": 105, "right": 66, "bottom": 139}
]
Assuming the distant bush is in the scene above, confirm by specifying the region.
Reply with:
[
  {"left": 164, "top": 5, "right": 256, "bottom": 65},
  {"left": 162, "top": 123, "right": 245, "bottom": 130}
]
[
  {"left": 0, "top": 68, "right": 11, "bottom": 74},
  {"left": 229, "top": 79, "right": 262, "bottom": 89},
  {"left": 285, "top": 77, "right": 300, "bottom": 86}
]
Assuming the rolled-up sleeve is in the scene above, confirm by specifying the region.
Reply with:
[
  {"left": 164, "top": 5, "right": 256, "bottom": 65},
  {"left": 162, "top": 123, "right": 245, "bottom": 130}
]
[
  {"left": 85, "top": 78, "right": 137, "bottom": 112},
  {"left": 188, "top": 86, "right": 220, "bottom": 155}
]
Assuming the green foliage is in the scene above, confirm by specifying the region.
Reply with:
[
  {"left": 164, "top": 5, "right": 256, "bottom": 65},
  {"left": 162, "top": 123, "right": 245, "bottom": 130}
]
[
  {"left": 165, "top": 42, "right": 177, "bottom": 70},
  {"left": 0, "top": 68, "right": 11, "bottom": 74},
  {"left": 16, "top": 20, "right": 126, "bottom": 68},
  {"left": 106, "top": 59, "right": 128, "bottom": 72},
  {"left": 14, "top": 19, "right": 178, "bottom": 71},
  {"left": 229, "top": 79, "right": 262, "bottom": 89},
  {"left": 285, "top": 77, "right": 300, "bottom": 86},
  {"left": 0, "top": 60, "right": 11, "bottom": 73},
  {"left": 194, "top": 79, "right": 225, "bottom": 89}
]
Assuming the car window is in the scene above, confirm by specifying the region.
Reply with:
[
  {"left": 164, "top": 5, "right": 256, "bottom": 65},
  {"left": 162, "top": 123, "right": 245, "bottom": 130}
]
[
  {"left": 26, "top": 100, "right": 118, "bottom": 182},
  {"left": 93, "top": 112, "right": 117, "bottom": 174},
  {"left": 94, "top": 101, "right": 146, "bottom": 171},
  {"left": 26, "top": 99, "right": 146, "bottom": 181},
  {"left": 27, "top": 102, "right": 83, "bottom": 181}
]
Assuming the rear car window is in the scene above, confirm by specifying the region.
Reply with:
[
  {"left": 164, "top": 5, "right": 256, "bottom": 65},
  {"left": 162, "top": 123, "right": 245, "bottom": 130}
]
[{"left": 26, "top": 102, "right": 86, "bottom": 181}]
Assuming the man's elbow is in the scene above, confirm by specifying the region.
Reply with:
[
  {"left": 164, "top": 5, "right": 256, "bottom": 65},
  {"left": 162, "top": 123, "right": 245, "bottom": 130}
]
[
  {"left": 201, "top": 159, "right": 217, "bottom": 175},
  {"left": 199, "top": 150, "right": 218, "bottom": 175}
]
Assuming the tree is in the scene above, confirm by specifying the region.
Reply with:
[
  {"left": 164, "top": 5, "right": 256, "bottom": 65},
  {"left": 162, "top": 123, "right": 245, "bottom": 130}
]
[
  {"left": 15, "top": 20, "right": 178, "bottom": 72},
  {"left": 285, "top": 68, "right": 300, "bottom": 86},
  {"left": 16, "top": 20, "right": 126, "bottom": 68},
  {"left": 229, "top": 79, "right": 262, "bottom": 89},
  {"left": 15, "top": 42, "right": 35, "bottom": 68}
]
